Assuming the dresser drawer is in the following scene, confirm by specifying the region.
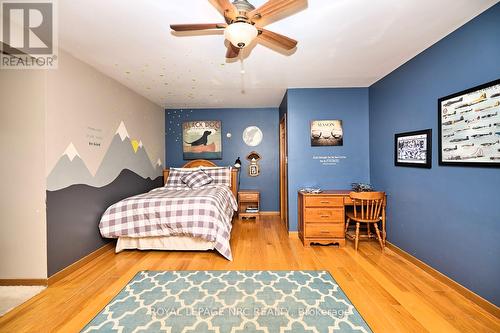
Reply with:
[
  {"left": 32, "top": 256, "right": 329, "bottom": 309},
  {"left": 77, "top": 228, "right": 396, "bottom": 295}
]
[
  {"left": 239, "top": 193, "right": 259, "bottom": 202},
  {"left": 305, "top": 196, "right": 344, "bottom": 207},
  {"left": 305, "top": 223, "right": 344, "bottom": 238},
  {"left": 304, "top": 208, "right": 344, "bottom": 223}
]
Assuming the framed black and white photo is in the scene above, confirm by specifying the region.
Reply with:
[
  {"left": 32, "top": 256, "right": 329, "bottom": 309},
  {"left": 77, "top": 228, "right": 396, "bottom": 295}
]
[
  {"left": 438, "top": 79, "right": 500, "bottom": 167},
  {"left": 394, "top": 129, "right": 432, "bottom": 168}
]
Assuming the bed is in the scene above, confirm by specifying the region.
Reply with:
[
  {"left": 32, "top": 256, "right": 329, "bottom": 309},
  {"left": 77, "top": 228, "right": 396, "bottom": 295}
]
[{"left": 99, "top": 160, "right": 239, "bottom": 260}]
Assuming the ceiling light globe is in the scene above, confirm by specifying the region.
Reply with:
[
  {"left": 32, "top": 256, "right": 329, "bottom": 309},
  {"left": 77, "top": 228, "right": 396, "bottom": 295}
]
[{"left": 224, "top": 22, "right": 258, "bottom": 49}]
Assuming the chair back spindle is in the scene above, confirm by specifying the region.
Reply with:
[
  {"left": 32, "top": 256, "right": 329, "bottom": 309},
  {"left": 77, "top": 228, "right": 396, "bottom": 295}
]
[{"left": 350, "top": 192, "right": 385, "bottom": 222}]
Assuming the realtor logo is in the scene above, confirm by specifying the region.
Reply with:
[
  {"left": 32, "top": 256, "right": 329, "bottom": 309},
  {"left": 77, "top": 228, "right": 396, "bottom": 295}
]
[{"left": 1, "top": 0, "right": 58, "bottom": 69}]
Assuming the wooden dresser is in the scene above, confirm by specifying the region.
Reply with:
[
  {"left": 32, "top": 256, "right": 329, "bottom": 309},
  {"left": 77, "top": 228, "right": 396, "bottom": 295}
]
[{"left": 298, "top": 191, "right": 351, "bottom": 247}]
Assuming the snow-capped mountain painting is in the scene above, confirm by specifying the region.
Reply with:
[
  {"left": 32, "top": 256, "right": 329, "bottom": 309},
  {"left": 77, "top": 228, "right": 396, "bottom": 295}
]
[
  {"left": 47, "top": 143, "right": 94, "bottom": 191},
  {"left": 47, "top": 122, "right": 162, "bottom": 191}
]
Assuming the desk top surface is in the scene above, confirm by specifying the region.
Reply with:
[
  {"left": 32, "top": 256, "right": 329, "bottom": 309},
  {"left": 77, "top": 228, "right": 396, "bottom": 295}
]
[{"left": 298, "top": 190, "right": 352, "bottom": 196}]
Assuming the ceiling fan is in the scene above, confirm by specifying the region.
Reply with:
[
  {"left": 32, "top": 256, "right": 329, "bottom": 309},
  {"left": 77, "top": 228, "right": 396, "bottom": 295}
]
[{"left": 170, "top": 0, "right": 304, "bottom": 58}]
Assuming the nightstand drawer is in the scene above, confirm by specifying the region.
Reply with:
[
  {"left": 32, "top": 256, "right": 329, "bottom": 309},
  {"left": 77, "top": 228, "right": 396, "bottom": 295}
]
[
  {"left": 305, "top": 223, "right": 344, "bottom": 238},
  {"left": 304, "top": 208, "right": 344, "bottom": 222},
  {"left": 305, "top": 196, "right": 344, "bottom": 207},
  {"left": 239, "top": 193, "right": 259, "bottom": 202}
]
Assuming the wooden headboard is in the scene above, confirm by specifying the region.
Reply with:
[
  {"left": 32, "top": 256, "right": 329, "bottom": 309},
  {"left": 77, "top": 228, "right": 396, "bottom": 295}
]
[{"left": 163, "top": 159, "right": 239, "bottom": 198}]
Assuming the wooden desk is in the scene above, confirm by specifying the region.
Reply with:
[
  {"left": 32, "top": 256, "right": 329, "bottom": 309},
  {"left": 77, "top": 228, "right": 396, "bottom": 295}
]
[{"left": 298, "top": 190, "right": 386, "bottom": 247}]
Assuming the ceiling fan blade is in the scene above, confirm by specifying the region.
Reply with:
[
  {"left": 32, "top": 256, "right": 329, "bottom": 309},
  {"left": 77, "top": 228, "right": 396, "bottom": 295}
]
[
  {"left": 170, "top": 23, "right": 227, "bottom": 32},
  {"left": 209, "top": 0, "right": 237, "bottom": 22},
  {"left": 248, "top": 0, "right": 304, "bottom": 24},
  {"left": 257, "top": 28, "right": 297, "bottom": 50},
  {"left": 226, "top": 43, "right": 240, "bottom": 58}
]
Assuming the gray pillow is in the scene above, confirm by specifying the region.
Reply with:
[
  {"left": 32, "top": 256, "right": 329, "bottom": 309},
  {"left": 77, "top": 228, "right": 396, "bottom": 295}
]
[{"left": 181, "top": 169, "right": 213, "bottom": 189}]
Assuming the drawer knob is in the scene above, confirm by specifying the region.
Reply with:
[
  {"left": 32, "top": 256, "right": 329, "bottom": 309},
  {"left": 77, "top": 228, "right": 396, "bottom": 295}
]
[
  {"left": 320, "top": 231, "right": 330, "bottom": 234},
  {"left": 320, "top": 215, "right": 330, "bottom": 218},
  {"left": 320, "top": 201, "right": 330, "bottom": 204}
]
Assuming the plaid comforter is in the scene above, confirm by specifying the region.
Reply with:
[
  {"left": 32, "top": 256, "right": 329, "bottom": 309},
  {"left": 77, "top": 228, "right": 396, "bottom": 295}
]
[{"left": 99, "top": 185, "right": 238, "bottom": 260}]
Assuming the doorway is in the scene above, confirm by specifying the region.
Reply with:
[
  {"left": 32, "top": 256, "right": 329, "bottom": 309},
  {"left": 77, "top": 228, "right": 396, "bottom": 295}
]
[{"left": 279, "top": 114, "right": 288, "bottom": 231}]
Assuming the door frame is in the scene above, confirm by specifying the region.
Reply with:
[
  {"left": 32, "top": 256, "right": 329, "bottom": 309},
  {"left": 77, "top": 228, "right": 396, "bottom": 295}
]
[{"left": 279, "top": 114, "right": 289, "bottom": 231}]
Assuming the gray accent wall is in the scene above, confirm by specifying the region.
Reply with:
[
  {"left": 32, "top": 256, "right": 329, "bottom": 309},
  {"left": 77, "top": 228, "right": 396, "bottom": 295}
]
[{"left": 47, "top": 170, "right": 162, "bottom": 276}]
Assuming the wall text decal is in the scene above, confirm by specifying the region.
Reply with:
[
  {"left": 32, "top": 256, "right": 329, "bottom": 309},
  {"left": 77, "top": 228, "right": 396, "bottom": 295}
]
[
  {"left": 313, "top": 155, "right": 347, "bottom": 166},
  {"left": 87, "top": 126, "right": 103, "bottom": 148}
]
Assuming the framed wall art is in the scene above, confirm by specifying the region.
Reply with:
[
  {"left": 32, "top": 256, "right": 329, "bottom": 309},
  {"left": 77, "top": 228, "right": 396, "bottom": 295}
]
[
  {"left": 310, "top": 120, "right": 343, "bottom": 146},
  {"left": 182, "top": 120, "right": 222, "bottom": 160},
  {"left": 438, "top": 79, "right": 500, "bottom": 167},
  {"left": 394, "top": 129, "right": 432, "bottom": 168}
]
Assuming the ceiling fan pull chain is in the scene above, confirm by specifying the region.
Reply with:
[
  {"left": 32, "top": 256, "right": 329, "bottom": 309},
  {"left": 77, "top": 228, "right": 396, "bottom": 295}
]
[
  {"left": 240, "top": 54, "right": 246, "bottom": 94},
  {"left": 240, "top": 51, "right": 245, "bottom": 74}
]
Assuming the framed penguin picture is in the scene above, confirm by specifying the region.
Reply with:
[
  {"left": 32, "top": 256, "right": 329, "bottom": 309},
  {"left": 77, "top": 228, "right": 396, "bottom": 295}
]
[
  {"left": 438, "top": 79, "right": 500, "bottom": 167},
  {"left": 182, "top": 121, "right": 222, "bottom": 160},
  {"left": 395, "top": 129, "right": 432, "bottom": 168}
]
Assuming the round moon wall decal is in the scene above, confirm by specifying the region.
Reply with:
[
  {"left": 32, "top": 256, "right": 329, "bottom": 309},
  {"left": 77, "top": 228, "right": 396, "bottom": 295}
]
[{"left": 242, "top": 126, "right": 263, "bottom": 146}]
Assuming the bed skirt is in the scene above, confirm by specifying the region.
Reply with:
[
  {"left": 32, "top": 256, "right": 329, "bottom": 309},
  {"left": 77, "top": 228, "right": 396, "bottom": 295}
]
[{"left": 115, "top": 236, "right": 216, "bottom": 253}]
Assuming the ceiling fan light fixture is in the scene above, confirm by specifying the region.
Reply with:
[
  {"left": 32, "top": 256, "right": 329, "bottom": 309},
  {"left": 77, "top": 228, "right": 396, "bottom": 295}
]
[{"left": 224, "top": 22, "right": 258, "bottom": 49}]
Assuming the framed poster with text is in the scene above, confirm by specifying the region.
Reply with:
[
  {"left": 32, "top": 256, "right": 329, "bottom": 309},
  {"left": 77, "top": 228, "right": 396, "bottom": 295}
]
[{"left": 182, "top": 120, "right": 222, "bottom": 160}]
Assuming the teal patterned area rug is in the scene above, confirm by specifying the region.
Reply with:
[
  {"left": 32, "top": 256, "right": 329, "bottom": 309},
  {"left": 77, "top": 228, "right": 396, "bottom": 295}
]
[{"left": 82, "top": 270, "right": 372, "bottom": 333}]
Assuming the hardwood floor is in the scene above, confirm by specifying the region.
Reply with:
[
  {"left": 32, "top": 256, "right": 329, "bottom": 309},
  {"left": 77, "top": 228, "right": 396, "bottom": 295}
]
[{"left": 0, "top": 215, "right": 498, "bottom": 332}]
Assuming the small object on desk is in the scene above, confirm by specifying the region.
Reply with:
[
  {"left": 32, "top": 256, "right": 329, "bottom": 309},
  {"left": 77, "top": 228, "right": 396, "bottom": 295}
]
[
  {"left": 238, "top": 190, "right": 260, "bottom": 219},
  {"left": 351, "top": 183, "right": 374, "bottom": 192},
  {"left": 299, "top": 187, "right": 323, "bottom": 194}
]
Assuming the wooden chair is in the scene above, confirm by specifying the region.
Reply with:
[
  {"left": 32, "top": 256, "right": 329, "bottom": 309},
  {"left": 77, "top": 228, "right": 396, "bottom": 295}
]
[{"left": 345, "top": 191, "right": 386, "bottom": 251}]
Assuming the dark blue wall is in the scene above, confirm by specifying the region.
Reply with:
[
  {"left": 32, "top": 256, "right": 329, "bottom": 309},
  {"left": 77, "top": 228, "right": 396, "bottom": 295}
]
[
  {"left": 369, "top": 4, "right": 500, "bottom": 305},
  {"left": 165, "top": 108, "right": 279, "bottom": 211},
  {"left": 286, "top": 88, "right": 371, "bottom": 231}
]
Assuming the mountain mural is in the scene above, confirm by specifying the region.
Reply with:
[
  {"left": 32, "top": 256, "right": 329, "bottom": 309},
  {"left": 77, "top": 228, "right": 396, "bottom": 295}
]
[
  {"left": 47, "top": 143, "right": 94, "bottom": 191},
  {"left": 47, "top": 121, "right": 163, "bottom": 191}
]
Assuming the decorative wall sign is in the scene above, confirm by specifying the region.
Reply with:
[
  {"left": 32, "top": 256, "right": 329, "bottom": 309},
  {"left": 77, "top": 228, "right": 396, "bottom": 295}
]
[
  {"left": 182, "top": 120, "right": 222, "bottom": 160},
  {"left": 438, "top": 79, "right": 500, "bottom": 167},
  {"left": 394, "top": 129, "right": 432, "bottom": 168},
  {"left": 246, "top": 151, "right": 261, "bottom": 177},
  {"left": 242, "top": 126, "right": 263, "bottom": 146},
  {"left": 311, "top": 120, "right": 343, "bottom": 146},
  {"left": 312, "top": 155, "right": 347, "bottom": 166}
]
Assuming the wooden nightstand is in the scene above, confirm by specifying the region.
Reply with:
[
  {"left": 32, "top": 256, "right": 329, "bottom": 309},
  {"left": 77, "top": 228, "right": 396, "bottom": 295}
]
[{"left": 238, "top": 190, "right": 260, "bottom": 219}]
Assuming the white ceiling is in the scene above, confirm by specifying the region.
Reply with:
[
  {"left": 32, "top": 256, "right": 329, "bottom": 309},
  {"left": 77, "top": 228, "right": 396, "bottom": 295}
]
[{"left": 58, "top": 0, "right": 498, "bottom": 109}]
